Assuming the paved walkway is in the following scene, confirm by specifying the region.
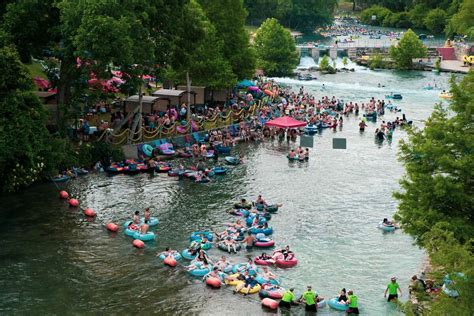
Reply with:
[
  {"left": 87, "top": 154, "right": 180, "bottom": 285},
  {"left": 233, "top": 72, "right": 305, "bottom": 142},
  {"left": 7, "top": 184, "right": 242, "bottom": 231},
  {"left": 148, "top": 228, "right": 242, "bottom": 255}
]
[{"left": 440, "top": 60, "right": 471, "bottom": 73}]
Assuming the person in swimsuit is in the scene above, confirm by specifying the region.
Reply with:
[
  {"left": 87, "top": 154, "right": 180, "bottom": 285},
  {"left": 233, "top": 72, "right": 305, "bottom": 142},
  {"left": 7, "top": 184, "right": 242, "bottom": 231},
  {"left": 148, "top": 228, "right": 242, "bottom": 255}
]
[
  {"left": 242, "top": 231, "right": 256, "bottom": 250},
  {"left": 144, "top": 208, "right": 150, "bottom": 222},
  {"left": 133, "top": 211, "right": 140, "bottom": 225}
]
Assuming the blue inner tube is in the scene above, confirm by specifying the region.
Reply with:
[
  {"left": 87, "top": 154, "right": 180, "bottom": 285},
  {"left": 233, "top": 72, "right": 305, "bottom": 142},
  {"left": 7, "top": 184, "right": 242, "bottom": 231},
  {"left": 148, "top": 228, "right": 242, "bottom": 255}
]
[
  {"left": 53, "top": 176, "right": 70, "bottom": 183},
  {"left": 328, "top": 298, "right": 348, "bottom": 311},
  {"left": 212, "top": 167, "right": 227, "bottom": 175},
  {"left": 378, "top": 223, "right": 396, "bottom": 232},
  {"left": 182, "top": 249, "right": 198, "bottom": 260},
  {"left": 225, "top": 156, "right": 240, "bottom": 165},
  {"left": 190, "top": 231, "right": 214, "bottom": 242},
  {"left": 217, "top": 145, "right": 231, "bottom": 154},
  {"left": 255, "top": 275, "right": 280, "bottom": 285},
  {"left": 133, "top": 231, "right": 155, "bottom": 241},
  {"left": 189, "top": 267, "right": 211, "bottom": 277},
  {"left": 142, "top": 144, "right": 154, "bottom": 157},
  {"left": 249, "top": 227, "right": 273, "bottom": 236},
  {"left": 231, "top": 209, "right": 249, "bottom": 217},
  {"left": 141, "top": 217, "right": 159, "bottom": 226},
  {"left": 158, "top": 252, "right": 182, "bottom": 261}
]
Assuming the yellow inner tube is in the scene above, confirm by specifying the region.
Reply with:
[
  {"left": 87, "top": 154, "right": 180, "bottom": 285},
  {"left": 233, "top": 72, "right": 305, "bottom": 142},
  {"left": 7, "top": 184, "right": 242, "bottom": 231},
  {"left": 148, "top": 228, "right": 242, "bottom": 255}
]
[
  {"left": 225, "top": 274, "right": 241, "bottom": 286},
  {"left": 235, "top": 281, "right": 262, "bottom": 294},
  {"left": 439, "top": 93, "right": 452, "bottom": 99}
]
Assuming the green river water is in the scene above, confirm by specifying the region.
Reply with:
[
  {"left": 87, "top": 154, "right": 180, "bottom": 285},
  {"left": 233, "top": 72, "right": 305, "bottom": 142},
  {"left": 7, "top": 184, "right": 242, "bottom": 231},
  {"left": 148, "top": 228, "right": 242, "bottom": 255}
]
[{"left": 0, "top": 67, "right": 460, "bottom": 315}]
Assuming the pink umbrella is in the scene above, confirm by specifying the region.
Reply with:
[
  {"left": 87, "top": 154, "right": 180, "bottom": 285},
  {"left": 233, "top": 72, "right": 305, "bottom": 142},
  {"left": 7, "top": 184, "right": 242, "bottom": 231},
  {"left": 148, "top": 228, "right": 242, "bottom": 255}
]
[
  {"left": 248, "top": 86, "right": 259, "bottom": 91},
  {"left": 265, "top": 116, "right": 306, "bottom": 128}
]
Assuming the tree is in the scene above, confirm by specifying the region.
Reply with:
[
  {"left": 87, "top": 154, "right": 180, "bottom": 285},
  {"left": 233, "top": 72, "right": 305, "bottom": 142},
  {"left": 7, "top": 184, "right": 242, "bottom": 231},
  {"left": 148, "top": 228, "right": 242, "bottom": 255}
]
[
  {"left": 319, "top": 55, "right": 330, "bottom": 71},
  {"left": 244, "top": 0, "right": 292, "bottom": 26},
  {"left": 424, "top": 8, "right": 448, "bottom": 34},
  {"left": 286, "top": 0, "right": 337, "bottom": 33},
  {"left": 408, "top": 4, "right": 429, "bottom": 29},
  {"left": 389, "top": 29, "right": 426, "bottom": 69},
  {"left": 198, "top": 0, "right": 256, "bottom": 80},
  {"left": 394, "top": 73, "right": 474, "bottom": 314},
  {"left": 446, "top": 0, "right": 474, "bottom": 39},
  {"left": 0, "top": 47, "right": 60, "bottom": 192},
  {"left": 167, "top": 0, "right": 236, "bottom": 89},
  {"left": 394, "top": 72, "right": 474, "bottom": 246},
  {"left": 254, "top": 18, "right": 299, "bottom": 77},
  {"left": 1, "top": 0, "right": 60, "bottom": 62}
]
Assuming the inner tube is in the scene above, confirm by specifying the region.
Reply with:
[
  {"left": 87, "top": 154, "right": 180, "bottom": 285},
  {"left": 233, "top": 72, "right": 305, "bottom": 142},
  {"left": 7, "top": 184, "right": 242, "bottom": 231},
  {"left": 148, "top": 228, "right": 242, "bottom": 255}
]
[
  {"left": 142, "top": 144, "right": 154, "bottom": 157},
  {"left": 141, "top": 217, "right": 159, "bottom": 226},
  {"left": 254, "top": 238, "right": 275, "bottom": 248},
  {"left": 188, "top": 265, "right": 211, "bottom": 277},
  {"left": 190, "top": 231, "right": 214, "bottom": 242},
  {"left": 225, "top": 156, "right": 240, "bottom": 165},
  {"left": 123, "top": 221, "right": 139, "bottom": 237},
  {"left": 218, "top": 242, "right": 241, "bottom": 253},
  {"left": 216, "top": 145, "right": 231, "bottom": 154},
  {"left": 234, "top": 203, "right": 251, "bottom": 210},
  {"left": 225, "top": 273, "right": 242, "bottom": 286},
  {"left": 158, "top": 252, "right": 182, "bottom": 261},
  {"left": 255, "top": 204, "right": 279, "bottom": 213},
  {"left": 181, "top": 249, "right": 198, "bottom": 260},
  {"left": 287, "top": 155, "right": 299, "bottom": 161},
  {"left": 249, "top": 227, "right": 273, "bottom": 236},
  {"left": 260, "top": 284, "right": 285, "bottom": 299},
  {"left": 163, "top": 256, "right": 177, "bottom": 267},
  {"left": 133, "top": 231, "right": 155, "bottom": 241},
  {"left": 378, "top": 222, "right": 396, "bottom": 232},
  {"left": 156, "top": 165, "right": 171, "bottom": 173},
  {"left": 205, "top": 276, "right": 222, "bottom": 288},
  {"left": 275, "top": 257, "right": 298, "bottom": 268},
  {"left": 254, "top": 257, "right": 275, "bottom": 266},
  {"left": 53, "top": 175, "right": 70, "bottom": 183},
  {"left": 328, "top": 297, "right": 348, "bottom": 311},
  {"left": 235, "top": 281, "right": 261, "bottom": 294},
  {"left": 212, "top": 166, "right": 227, "bottom": 175},
  {"left": 230, "top": 209, "right": 249, "bottom": 217},
  {"left": 255, "top": 275, "right": 279, "bottom": 285}
]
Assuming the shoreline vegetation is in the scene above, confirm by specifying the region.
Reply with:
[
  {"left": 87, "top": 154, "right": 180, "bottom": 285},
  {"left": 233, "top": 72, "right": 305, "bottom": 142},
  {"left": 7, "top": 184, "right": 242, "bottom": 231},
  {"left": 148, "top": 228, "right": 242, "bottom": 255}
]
[{"left": 1, "top": 0, "right": 473, "bottom": 314}]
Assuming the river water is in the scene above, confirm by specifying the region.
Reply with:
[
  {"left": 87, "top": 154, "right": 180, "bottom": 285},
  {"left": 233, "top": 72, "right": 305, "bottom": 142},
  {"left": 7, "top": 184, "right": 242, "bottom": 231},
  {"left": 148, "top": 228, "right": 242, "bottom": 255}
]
[{"left": 0, "top": 68, "right": 459, "bottom": 315}]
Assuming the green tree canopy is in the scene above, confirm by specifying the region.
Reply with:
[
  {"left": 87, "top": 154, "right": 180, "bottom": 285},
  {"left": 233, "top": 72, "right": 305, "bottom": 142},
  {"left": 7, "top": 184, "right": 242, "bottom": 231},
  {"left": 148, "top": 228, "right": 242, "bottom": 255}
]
[
  {"left": 424, "top": 8, "right": 448, "bottom": 34},
  {"left": 1, "top": 0, "right": 60, "bottom": 62},
  {"left": 254, "top": 18, "right": 299, "bottom": 77},
  {"left": 0, "top": 47, "right": 56, "bottom": 192},
  {"left": 389, "top": 29, "right": 426, "bottom": 69},
  {"left": 198, "top": 0, "right": 256, "bottom": 80},
  {"left": 395, "top": 72, "right": 474, "bottom": 314},
  {"left": 394, "top": 72, "right": 474, "bottom": 246},
  {"left": 447, "top": 0, "right": 474, "bottom": 39},
  {"left": 167, "top": 0, "right": 236, "bottom": 89},
  {"left": 286, "top": 0, "right": 337, "bottom": 33}
]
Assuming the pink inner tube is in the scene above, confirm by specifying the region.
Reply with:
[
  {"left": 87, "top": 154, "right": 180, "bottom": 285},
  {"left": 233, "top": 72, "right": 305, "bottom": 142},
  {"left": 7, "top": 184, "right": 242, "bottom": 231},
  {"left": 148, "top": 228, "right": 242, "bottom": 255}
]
[
  {"left": 276, "top": 257, "right": 298, "bottom": 268},
  {"left": 254, "top": 258, "right": 274, "bottom": 266},
  {"left": 254, "top": 239, "right": 275, "bottom": 247}
]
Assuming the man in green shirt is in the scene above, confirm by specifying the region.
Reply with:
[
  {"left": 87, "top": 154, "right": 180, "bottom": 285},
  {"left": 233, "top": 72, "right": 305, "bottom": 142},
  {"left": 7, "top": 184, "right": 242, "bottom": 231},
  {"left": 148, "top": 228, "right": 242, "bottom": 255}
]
[
  {"left": 384, "top": 276, "right": 402, "bottom": 302},
  {"left": 300, "top": 285, "right": 318, "bottom": 312},
  {"left": 346, "top": 290, "right": 359, "bottom": 315},
  {"left": 278, "top": 288, "right": 296, "bottom": 309}
]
